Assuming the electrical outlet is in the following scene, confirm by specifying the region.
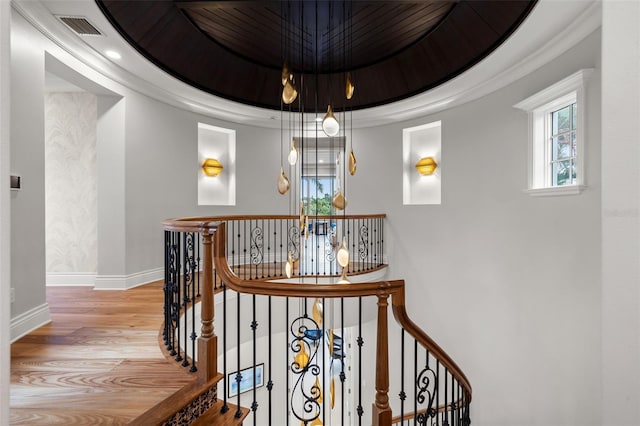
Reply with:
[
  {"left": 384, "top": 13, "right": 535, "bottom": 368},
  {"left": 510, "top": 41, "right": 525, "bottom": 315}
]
[{"left": 10, "top": 288, "right": 15, "bottom": 303}]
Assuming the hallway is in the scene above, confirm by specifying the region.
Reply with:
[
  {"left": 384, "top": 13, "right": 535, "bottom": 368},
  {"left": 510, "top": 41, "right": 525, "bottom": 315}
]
[{"left": 10, "top": 282, "right": 194, "bottom": 425}]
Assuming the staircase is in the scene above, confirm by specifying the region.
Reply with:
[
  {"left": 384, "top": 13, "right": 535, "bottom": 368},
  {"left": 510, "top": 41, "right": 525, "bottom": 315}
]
[{"left": 137, "top": 215, "right": 471, "bottom": 425}]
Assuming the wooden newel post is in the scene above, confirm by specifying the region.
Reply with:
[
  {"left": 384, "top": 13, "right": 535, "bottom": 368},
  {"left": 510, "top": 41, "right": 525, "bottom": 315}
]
[
  {"left": 197, "top": 228, "right": 217, "bottom": 384},
  {"left": 372, "top": 293, "right": 392, "bottom": 426}
]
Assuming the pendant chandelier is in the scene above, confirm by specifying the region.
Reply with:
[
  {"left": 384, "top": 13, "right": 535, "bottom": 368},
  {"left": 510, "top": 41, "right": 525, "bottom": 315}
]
[{"left": 277, "top": 0, "right": 357, "bottom": 283}]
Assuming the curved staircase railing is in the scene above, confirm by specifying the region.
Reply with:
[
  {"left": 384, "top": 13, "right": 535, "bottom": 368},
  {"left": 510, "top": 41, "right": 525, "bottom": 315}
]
[{"left": 133, "top": 215, "right": 471, "bottom": 426}]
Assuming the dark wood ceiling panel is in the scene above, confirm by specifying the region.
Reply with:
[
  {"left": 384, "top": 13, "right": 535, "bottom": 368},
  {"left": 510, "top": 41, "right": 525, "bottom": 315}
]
[
  {"left": 465, "top": 1, "right": 534, "bottom": 36},
  {"left": 96, "top": 0, "right": 537, "bottom": 111}
]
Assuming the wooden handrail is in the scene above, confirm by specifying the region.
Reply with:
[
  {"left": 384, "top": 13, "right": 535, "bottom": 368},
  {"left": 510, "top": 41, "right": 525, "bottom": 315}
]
[
  {"left": 391, "top": 286, "right": 472, "bottom": 400},
  {"left": 213, "top": 222, "right": 401, "bottom": 298},
  {"left": 162, "top": 213, "right": 386, "bottom": 233},
  {"left": 159, "top": 214, "right": 471, "bottom": 424},
  {"left": 213, "top": 221, "right": 472, "bottom": 401}
]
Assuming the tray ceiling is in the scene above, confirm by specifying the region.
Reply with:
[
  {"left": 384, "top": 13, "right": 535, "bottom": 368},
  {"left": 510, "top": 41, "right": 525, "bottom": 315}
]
[{"left": 97, "top": 0, "right": 536, "bottom": 111}]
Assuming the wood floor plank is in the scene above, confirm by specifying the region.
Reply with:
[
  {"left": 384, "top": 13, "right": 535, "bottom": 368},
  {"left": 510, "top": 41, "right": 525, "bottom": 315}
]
[{"left": 10, "top": 281, "right": 196, "bottom": 425}]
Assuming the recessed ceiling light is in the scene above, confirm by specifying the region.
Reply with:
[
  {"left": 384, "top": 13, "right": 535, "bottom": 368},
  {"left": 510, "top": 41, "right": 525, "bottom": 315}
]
[{"left": 105, "top": 50, "right": 121, "bottom": 60}]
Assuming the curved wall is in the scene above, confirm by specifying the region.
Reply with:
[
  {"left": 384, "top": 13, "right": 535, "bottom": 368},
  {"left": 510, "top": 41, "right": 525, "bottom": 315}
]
[{"left": 9, "top": 6, "right": 602, "bottom": 425}]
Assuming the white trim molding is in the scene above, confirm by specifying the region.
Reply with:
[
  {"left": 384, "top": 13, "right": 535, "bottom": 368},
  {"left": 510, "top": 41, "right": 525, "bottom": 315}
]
[
  {"left": 514, "top": 68, "right": 593, "bottom": 196},
  {"left": 94, "top": 267, "right": 163, "bottom": 290},
  {"left": 46, "top": 272, "right": 96, "bottom": 286},
  {"left": 524, "top": 185, "right": 587, "bottom": 197},
  {"left": 10, "top": 303, "right": 51, "bottom": 343}
]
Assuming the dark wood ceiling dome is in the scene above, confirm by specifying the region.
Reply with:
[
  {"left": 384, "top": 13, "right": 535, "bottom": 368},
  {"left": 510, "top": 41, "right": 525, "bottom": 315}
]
[{"left": 97, "top": 0, "right": 537, "bottom": 111}]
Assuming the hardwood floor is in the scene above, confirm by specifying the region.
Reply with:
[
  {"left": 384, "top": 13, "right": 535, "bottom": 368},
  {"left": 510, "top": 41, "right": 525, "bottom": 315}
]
[{"left": 10, "top": 282, "right": 196, "bottom": 425}]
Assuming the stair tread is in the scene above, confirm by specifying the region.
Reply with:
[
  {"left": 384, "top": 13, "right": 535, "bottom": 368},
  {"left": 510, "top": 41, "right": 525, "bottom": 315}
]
[{"left": 191, "top": 400, "right": 250, "bottom": 426}]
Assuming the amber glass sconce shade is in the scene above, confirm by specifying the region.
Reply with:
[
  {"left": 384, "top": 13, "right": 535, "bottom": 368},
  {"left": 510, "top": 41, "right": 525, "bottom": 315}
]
[
  {"left": 415, "top": 157, "right": 438, "bottom": 176},
  {"left": 202, "top": 158, "right": 223, "bottom": 177}
]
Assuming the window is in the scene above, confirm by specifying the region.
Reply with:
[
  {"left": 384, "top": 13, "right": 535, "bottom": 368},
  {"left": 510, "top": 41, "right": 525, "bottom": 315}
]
[
  {"left": 300, "top": 137, "right": 344, "bottom": 215},
  {"left": 302, "top": 176, "right": 335, "bottom": 216},
  {"left": 514, "top": 69, "right": 592, "bottom": 196}
]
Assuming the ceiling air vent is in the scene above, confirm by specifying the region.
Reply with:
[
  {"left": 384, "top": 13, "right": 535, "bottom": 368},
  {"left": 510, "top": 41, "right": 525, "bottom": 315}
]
[{"left": 57, "top": 16, "right": 102, "bottom": 36}]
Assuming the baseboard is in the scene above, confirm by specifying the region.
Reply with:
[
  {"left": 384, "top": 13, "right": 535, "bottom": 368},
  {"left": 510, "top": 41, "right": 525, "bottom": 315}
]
[
  {"left": 10, "top": 302, "right": 51, "bottom": 343},
  {"left": 94, "top": 267, "right": 163, "bottom": 290},
  {"left": 46, "top": 272, "right": 96, "bottom": 286}
]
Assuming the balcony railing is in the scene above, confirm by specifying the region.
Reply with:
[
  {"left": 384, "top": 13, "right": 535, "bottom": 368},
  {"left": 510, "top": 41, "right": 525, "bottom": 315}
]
[{"left": 134, "top": 215, "right": 471, "bottom": 426}]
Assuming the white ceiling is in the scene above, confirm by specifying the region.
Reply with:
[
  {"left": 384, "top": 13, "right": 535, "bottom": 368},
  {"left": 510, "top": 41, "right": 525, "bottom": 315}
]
[{"left": 14, "top": 0, "right": 601, "bottom": 129}]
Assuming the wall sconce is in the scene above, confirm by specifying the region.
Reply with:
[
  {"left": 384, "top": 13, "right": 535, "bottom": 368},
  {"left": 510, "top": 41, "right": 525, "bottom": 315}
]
[
  {"left": 415, "top": 157, "right": 438, "bottom": 176},
  {"left": 202, "top": 158, "right": 223, "bottom": 177}
]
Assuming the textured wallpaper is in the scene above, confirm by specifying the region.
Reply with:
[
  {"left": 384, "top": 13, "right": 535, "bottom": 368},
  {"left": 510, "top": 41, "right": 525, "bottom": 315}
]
[{"left": 44, "top": 92, "right": 97, "bottom": 273}]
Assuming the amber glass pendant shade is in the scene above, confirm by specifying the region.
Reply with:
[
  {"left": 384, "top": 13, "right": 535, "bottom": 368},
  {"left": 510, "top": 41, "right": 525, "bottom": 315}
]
[
  {"left": 312, "top": 298, "right": 323, "bottom": 325},
  {"left": 348, "top": 148, "right": 357, "bottom": 176},
  {"left": 285, "top": 252, "right": 294, "bottom": 279},
  {"left": 294, "top": 339, "right": 309, "bottom": 368},
  {"left": 299, "top": 204, "right": 306, "bottom": 232},
  {"left": 322, "top": 105, "right": 339, "bottom": 137},
  {"left": 337, "top": 236, "right": 349, "bottom": 268},
  {"left": 332, "top": 191, "right": 347, "bottom": 210},
  {"left": 277, "top": 167, "right": 290, "bottom": 195},
  {"left": 345, "top": 72, "right": 355, "bottom": 100},
  {"left": 288, "top": 138, "right": 298, "bottom": 165},
  {"left": 282, "top": 76, "right": 298, "bottom": 104},
  {"left": 330, "top": 377, "right": 335, "bottom": 409},
  {"left": 314, "top": 376, "right": 323, "bottom": 403}
]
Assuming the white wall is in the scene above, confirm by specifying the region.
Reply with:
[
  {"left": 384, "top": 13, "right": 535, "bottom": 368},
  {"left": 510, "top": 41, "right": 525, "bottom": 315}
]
[
  {"left": 10, "top": 8, "right": 47, "bottom": 320},
  {"left": 347, "top": 30, "right": 602, "bottom": 425},
  {"left": 601, "top": 1, "right": 640, "bottom": 424},
  {"left": 1, "top": 0, "right": 11, "bottom": 423},
  {"left": 45, "top": 92, "right": 97, "bottom": 279},
  {"left": 10, "top": 8, "right": 287, "bottom": 296},
  {"left": 122, "top": 93, "right": 285, "bottom": 275}
]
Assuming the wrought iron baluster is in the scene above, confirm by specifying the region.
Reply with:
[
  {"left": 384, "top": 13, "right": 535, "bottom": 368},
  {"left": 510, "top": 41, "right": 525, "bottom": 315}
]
[
  {"left": 414, "top": 338, "right": 417, "bottom": 426},
  {"left": 251, "top": 294, "right": 258, "bottom": 424},
  {"left": 243, "top": 220, "right": 247, "bottom": 280},
  {"left": 175, "top": 234, "right": 182, "bottom": 364},
  {"left": 357, "top": 296, "right": 363, "bottom": 425},
  {"left": 450, "top": 372, "right": 455, "bottom": 426},
  {"left": 166, "top": 231, "right": 179, "bottom": 358},
  {"left": 381, "top": 218, "right": 384, "bottom": 267},
  {"left": 182, "top": 232, "right": 191, "bottom": 368},
  {"left": 190, "top": 237, "right": 197, "bottom": 373},
  {"left": 221, "top": 283, "right": 229, "bottom": 414},
  {"left": 444, "top": 368, "right": 448, "bottom": 426},
  {"left": 267, "top": 219, "right": 272, "bottom": 278},
  {"left": 268, "top": 295, "right": 273, "bottom": 424},
  {"left": 285, "top": 297, "right": 290, "bottom": 426},
  {"left": 340, "top": 297, "right": 345, "bottom": 426},
  {"left": 279, "top": 220, "right": 283, "bottom": 278},
  {"left": 235, "top": 292, "right": 242, "bottom": 418},
  {"left": 196, "top": 232, "right": 202, "bottom": 296},
  {"left": 165, "top": 231, "right": 172, "bottom": 351},
  {"left": 322, "top": 297, "right": 326, "bottom": 423},
  {"left": 231, "top": 220, "right": 236, "bottom": 274},
  {"left": 399, "top": 329, "right": 405, "bottom": 424},
  {"left": 289, "top": 309, "right": 322, "bottom": 424},
  {"left": 436, "top": 359, "right": 440, "bottom": 426}
]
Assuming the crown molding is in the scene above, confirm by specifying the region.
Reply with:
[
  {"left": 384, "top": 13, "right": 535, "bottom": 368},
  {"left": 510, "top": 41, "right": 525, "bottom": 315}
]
[{"left": 13, "top": 0, "right": 601, "bottom": 129}]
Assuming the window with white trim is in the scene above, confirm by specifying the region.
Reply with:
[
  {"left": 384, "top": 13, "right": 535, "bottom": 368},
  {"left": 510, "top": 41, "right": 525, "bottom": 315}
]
[{"left": 514, "top": 69, "right": 592, "bottom": 196}]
